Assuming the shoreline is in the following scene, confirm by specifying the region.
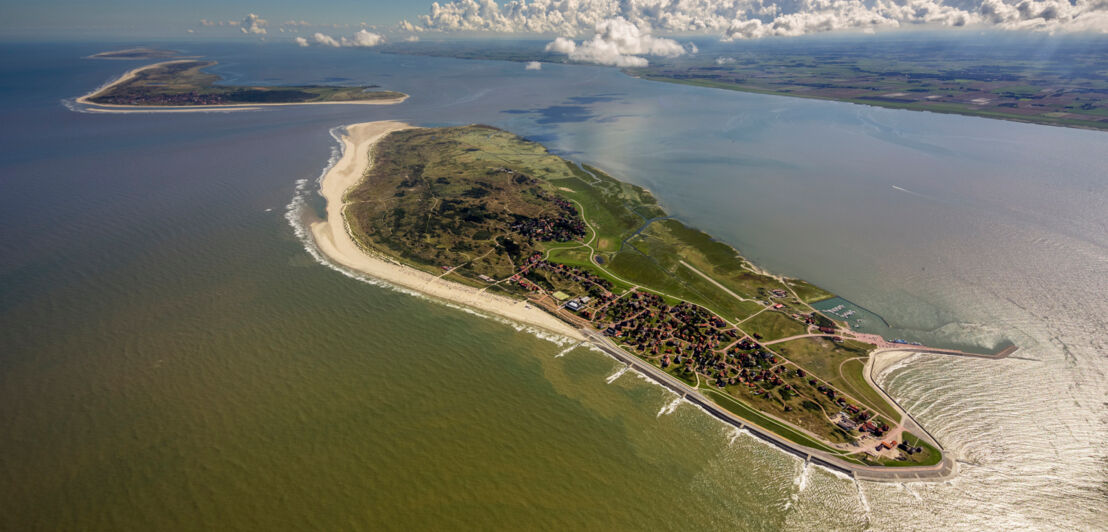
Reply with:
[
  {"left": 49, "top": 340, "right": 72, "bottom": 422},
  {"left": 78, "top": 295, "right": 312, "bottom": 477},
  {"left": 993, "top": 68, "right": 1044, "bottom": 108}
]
[
  {"left": 76, "top": 60, "right": 408, "bottom": 113},
  {"left": 633, "top": 74, "right": 1108, "bottom": 133},
  {"left": 308, "top": 121, "right": 585, "bottom": 342}
]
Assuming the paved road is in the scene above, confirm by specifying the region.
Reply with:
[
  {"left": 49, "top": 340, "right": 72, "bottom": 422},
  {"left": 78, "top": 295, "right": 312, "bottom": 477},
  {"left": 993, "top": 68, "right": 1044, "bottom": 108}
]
[{"left": 578, "top": 328, "right": 957, "bottom": 482}]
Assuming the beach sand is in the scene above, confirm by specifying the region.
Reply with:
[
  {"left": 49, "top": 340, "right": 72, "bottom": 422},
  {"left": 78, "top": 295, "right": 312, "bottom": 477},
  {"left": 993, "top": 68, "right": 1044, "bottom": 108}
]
[
  {"left": 309, "top": 121, "right": 586, "bottom": 341},
  {"left": 76, "top": 60, "right": 407, "bottom": 113}
]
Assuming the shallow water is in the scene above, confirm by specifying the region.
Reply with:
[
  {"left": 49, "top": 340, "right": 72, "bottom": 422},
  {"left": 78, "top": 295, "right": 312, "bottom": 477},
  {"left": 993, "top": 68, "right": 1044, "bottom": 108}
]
[{"left": 0, "top": 41, "right": 1105, "bottom": 530}]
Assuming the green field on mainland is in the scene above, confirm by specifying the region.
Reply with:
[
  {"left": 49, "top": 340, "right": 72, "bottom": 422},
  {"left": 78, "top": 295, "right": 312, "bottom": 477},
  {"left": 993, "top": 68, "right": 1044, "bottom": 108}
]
[
  {"left": 627, "top": 43, "right": 1108, "bottom": 132},
  {"left": 343, "top": 124, "right": 933, "bottom": 463},
  {"left": 88, "top": 60, "right": 406, "bottom": 106}
]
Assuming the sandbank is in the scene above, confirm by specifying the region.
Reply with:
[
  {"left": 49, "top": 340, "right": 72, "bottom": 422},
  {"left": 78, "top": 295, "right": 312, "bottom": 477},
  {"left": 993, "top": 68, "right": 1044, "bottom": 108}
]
[{"left": 309, "top": 121, "right": 585, "bottom": 341}]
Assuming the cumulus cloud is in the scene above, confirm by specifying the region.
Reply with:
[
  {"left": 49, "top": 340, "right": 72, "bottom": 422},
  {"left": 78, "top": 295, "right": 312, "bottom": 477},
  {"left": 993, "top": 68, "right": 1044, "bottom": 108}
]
[
  {"left": 415, "top": 0, "right": 1108, "bottom": 39},
  {"left": 343, "top": 29, "right": 385, "bottom": 47},
  {"left": 298, "top": 30, "right": 387, "bottom": 48},
  {"left": 399, "top": 20, "right": 424, "bottom": 32},
  {"left": 311, "top": 32, "right": 341, "bottom": 47},
  {"left": 240, "top": 13, "right": 267, "bottom": 35},
  {"left": 525, "top": 60, "right": 543, "bottom": 69},
  {"left": 544, "top": 17, "right": 689, "bottom": 67}
]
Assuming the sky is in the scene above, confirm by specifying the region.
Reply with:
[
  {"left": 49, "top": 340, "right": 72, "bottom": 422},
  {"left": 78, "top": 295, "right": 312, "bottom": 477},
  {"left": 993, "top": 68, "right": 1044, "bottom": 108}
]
[
  {"left": 0, "top": 0, "right": 419, "bottom": 38},
  {"left": 2, "top": 0, "right": 1105, "bottom": 65}
]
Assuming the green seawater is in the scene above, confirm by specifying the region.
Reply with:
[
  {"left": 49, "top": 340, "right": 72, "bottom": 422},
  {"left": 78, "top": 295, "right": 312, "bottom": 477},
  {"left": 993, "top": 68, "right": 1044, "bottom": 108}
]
[{"left": 1, "top": 204, "right": 859, "bottom": 529}]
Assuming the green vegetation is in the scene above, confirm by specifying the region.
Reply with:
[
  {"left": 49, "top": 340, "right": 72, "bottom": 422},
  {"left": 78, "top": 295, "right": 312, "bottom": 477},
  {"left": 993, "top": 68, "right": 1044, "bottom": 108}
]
[
  {"left": 837, "top": 358, "right": 900, "bottom": 421},
  {"left": 701, "top": 388, "right": 842, "bottom": 455},
  {"left": 378, "top": 38, "right": 1108, "bottom": 131},
  {"left": 772, "top": 338, "right": 868, "bottom": 385},
  {"left": 851, "top": 431, "right": 942, "bottom": 467},
  {"left": 742, "top": 311, "right": 809, "bottom": 342},
  {"left": 343, "top": 124, "right": 936, "bottom": 465},
  {"left": 88, "top": 60, "right": 406, "bottom": 106},
  {"left": 787, "top": 279, "right": 835, "bottom": 304},
  {"left": 346, "top": 125, "right": 585, "bottom": 288},
  {"left": 770, "top": 337, "right": 899, "bottom": 421},
  {"left": 625, "top": 40, "right": 1108, "bottom": 132}
]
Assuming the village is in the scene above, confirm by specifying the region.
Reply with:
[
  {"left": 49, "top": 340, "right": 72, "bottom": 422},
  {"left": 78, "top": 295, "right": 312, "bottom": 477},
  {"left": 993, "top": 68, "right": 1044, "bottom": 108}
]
[{"left": 496, "top": 250, "right": 928, "bottom": 463}]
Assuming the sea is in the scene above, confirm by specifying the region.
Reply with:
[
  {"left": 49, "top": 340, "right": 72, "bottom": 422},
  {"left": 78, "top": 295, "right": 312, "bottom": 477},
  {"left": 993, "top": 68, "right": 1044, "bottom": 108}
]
[{"left": 0, "top": 40, "right": 1105, "bottom": 530}]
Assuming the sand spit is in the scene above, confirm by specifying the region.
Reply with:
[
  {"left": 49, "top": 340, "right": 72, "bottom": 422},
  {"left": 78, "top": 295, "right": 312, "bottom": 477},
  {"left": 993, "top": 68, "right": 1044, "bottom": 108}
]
[
  {"left": 75, "top": 60, "right": 407, "bottom": 113},
  {"left": 309, "top": 121, "right": 586, "bottom": 341}
]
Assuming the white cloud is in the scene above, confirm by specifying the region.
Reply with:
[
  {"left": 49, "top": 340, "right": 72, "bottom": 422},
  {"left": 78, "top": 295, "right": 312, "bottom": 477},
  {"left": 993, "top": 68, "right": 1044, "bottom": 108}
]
[
  {"left": 545, "top": 36, "right": 576, "bottom": 54},
  {"left": 240, "top": 13, "right": 267, "bottom": 35},
  {"left": 525, "top": 60, "right": 543, "bottom": 69},
  {"left": 299, "top": 30, "right": 387, "bottom": 48},
  {"left": 399, "top": 20, "right": 424, "bottom": 32},
  {"left": 405, "top": 35, "right": 421, "bottom": 42},
  {"left": 342, "top": 29, "right": 385, "bottom": 47},
  {"left": 415, "top": 0, "right": 1108, "bottom": 39},
  {"left": 544, "top": 17, "right": 689, "bottom": 67},
  {"left": 311, "top": 32, "right": 341, "bottom": 47}
]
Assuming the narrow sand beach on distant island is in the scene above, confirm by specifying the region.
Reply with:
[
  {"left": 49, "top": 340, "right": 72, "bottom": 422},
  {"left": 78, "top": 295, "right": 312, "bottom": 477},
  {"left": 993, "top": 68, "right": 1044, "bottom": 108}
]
[
  {"left": 309, "top": 121, "right": 586, "bottom": 342},
  {"left": 76, "top": 60, "right": 408, "bottom": 113}
]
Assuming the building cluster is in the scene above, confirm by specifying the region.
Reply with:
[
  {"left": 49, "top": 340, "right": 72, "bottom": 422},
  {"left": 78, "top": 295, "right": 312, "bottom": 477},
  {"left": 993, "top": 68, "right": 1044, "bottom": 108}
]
[
  {"left": 510, "top": 214, "right": 586, "bottom": 242},
  {"left": 503, "top": 241, "right": 900, "bottom": 453},
  {"left": 513, "top": 254, "right": 614, "bottom": 305}
]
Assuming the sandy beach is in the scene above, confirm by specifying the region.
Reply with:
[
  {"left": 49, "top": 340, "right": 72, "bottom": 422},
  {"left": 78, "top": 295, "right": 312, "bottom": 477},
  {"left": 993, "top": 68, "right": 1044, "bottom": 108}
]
[
  {"left": 76, "top": 60, "right": 408, "bottom": 112},
  {"left": 309, "top": 121, "right": 586, "bottom": 341}
]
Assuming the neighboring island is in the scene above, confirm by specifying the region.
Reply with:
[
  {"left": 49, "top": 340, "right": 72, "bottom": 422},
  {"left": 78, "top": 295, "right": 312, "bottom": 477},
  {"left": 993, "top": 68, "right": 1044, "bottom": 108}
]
[
  {"left": 78, "top": 60, "right": 407, "bottom": 109},
  {"left": 312, "top": 121, "right": 1015, "bottom": 480},
  {"left": 88, "top": 47, "right": 180, "bottom": 60}
]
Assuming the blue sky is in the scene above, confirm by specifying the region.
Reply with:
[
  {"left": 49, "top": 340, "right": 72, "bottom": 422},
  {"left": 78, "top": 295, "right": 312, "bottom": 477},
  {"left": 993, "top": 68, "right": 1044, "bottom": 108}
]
[
  {"left": 2, "top": 0, "right": 1105, "bottom": 41},
  {"left": 1, "top": 0, "right": 423, "bottom": 38}
]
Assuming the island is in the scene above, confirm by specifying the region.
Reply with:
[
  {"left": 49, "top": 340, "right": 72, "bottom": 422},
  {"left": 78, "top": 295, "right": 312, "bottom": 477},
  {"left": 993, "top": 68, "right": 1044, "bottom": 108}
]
[
  {"left": 78, "top": 60, "right": 407, "bottom": 110},
  {"left": 311, "top": 121, "right": 1016, "bottom": 481},
  {"left": 88, "top": 47, "right": 180, "bottom": 60}
]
